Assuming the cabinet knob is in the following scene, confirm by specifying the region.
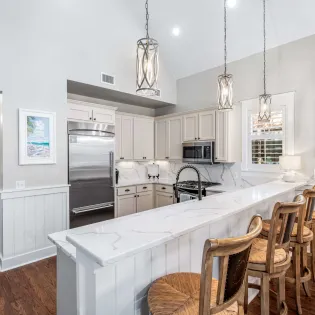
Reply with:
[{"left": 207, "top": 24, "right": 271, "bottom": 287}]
[
  {"left": 170, "top": 196, "right": 173, "bottom": 199},
  {"left": 125, "top": 189, "right": 130, "bottom": 192},
  {"left": 134, "top": 195, "right": 137, "bottom": 198},
  {"left": 120, "top": 157, "right": 124, "bottom": 160},
  {"left": 89, "top": 117, "right": 92, "bottom": 120},
  {"left": 93, "top": 118, "right": 96, "bottom": 121},
  {"left": 162, "top": 187, "right": 166, "bottom": 190},
  {"left": 195, "top": 138, "right": 197, "bottom": 140},
  {"left": 143, "top": 186, "right": 147, "bottom": 189}
]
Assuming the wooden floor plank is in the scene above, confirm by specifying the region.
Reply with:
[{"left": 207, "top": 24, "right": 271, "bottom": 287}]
[{"left": 0, "top": 257, "right": 314, "bottom": 315}]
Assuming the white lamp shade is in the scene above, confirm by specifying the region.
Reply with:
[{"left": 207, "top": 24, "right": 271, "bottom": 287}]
[{"left": 279, "top": 156, "right": 301, "bottom": 171}]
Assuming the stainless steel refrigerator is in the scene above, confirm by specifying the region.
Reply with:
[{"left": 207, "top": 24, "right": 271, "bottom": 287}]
[{"left": 68, "top": 121, "right": 115, "bottom": 228}]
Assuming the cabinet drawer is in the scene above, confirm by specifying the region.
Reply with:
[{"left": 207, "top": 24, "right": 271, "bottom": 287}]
[
  {"left": 156, "top": 184, "right": 173, "bottom": 194},
  {"left": 136, "top": 184, "right": 153, "bottom": 193},
  {"left": 117, "top": 186, "right": 136, "bottom": 196}
]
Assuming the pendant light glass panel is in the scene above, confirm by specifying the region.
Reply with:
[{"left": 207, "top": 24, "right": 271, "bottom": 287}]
[
  {"left": 258, "top": 94, "right": 272, "bottom": 122},
  {"left": 218, "top": 74, "right": 233, "bottom": 111},
  {"left": 136, "top": 38, "right": 159, "bottom": 96}
]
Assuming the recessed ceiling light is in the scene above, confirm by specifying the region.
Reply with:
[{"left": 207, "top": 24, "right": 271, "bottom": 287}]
[
  {"left": 172, "top": 27, "right": 181, "bottom": 37},
  {"left": 227, "top": 0, "right": 236, "bottom": 8}
]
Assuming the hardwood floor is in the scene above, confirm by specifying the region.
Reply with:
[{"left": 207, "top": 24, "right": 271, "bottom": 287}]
[{"left": 0, "top": 257, "right": 315, "bottom": 315}]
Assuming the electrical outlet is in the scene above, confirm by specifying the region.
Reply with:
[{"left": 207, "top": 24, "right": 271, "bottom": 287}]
[{"left": 16, "top": 180, "right": 25, "bottom": 190}]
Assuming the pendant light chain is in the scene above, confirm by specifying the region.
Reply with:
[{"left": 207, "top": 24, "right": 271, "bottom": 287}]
[
  {"left": 224, "top": 0, "right": 227, "bottom": 75},
  {"left": 145, "top": 0, "right": 150, "bottom": 39},
  {"left": 263, "top": 0, "right": 266, "bottom": 95}
]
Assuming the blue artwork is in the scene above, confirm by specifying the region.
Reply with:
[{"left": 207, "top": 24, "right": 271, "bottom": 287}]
[{"left": 27, "top": 116, "right": 50, "bottom": 158}]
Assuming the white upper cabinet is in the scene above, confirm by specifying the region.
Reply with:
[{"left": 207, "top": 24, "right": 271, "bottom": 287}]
[
  {"left": 183, "top": 111, "right": 215, "bottom": 142},
  {"left": 115, "top": 115, "right": 133, "bottom": 160},
  {"left": 134, "top": 117, "right": 154, "bottom": 160},
  {"left": 68, "top": 103, "right": 93, "bottom": 122},
  {"left": 198, "top": 111, "right": 215, "bottom": 140},
  {"left": 183, "top": 114, "right": 198, "bottom": 142},
  {"left": 215, "top": 107, "right": 241, "bottom": 163},
  {"left": 155, "top": 120, "right": 167, "bottom": 160},
  {"left": 68, "top": 102, "right": 115, "bottom": 124},
  {"left": 115, "top": 115, "right": 122, "bottom": 160},
  {"left": 167, "top": 117, "right": 182, "bottom": 160},
  {"left": 92, "top": 108, "right": 115, "bottom": 124},
  {"left": 155, "top": 117, "right": 182, "bottom": 160}
]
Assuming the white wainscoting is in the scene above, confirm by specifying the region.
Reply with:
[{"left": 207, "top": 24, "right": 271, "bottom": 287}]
[{"left": 0, "top": 185, "right": 69, "bottom": 271}]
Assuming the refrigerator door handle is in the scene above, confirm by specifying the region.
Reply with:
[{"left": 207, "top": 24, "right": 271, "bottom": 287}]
[{"left": 109, "top": 151, "right": 114, "bottom": 187}]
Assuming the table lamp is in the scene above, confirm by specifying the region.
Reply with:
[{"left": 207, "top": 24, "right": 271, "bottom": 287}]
[{"left": 279, "top": 156, "right": 301, "bottom": 182}]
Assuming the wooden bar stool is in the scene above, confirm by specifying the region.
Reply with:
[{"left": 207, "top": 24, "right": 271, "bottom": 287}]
[
  {"left": 244, "top": 195, "right": 306, "bottom": 315},
  {"left": 307, "top": 186, "right": 315, "bottom": 281},
  {"left": 148, "top": 215, "right": 262, "bottom": 315},
  {"left": 285, "top": 189, "right": 315, "bottom": 315}
]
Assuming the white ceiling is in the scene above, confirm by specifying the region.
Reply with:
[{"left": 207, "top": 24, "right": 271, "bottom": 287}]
[{"left": 126, "top": 0, "right": 315, "bottom": 79}]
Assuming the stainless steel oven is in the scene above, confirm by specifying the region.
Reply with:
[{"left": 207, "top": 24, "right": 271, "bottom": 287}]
[{"left": 182, "top": 141, "right": 215, "bottom": 164}]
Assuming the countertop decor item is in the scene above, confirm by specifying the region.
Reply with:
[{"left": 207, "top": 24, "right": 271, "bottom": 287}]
[
  {"left": 136, "top": 0, "right": 159, "bottom": 97},
  {"left": 258, "top": 0, "right": 272, "bottom": 122},
  {"left": 19, "top": 108, "right": 56, "bottom": 165},
  {"left": 218, "top": 0, "right": 234, "bottom": 111},
  {"left": 147, "top": 163, "right": 159, "bottom": 179},
  {"left": 280, "top": 155, "right": 301, "bottom": 182}
]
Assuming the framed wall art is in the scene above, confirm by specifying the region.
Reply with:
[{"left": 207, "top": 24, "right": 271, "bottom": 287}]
[{"left": 19, "top": 109, "right": 56, "bottom": 165}]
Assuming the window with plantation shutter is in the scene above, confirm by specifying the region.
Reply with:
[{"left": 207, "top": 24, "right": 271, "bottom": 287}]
[
  {"left": 250, "top": 111, "right": 283, "bottom": 165},
  {"left": 241, "top": 92, "right": 295, "bottom": 173}
]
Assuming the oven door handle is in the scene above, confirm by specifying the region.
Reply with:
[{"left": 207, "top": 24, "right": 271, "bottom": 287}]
[{"left": 71, "top": 203, "right": 114, "bottom": 215}]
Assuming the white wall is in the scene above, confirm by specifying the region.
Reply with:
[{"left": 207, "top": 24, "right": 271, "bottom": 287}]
[
  {"left": 0, "top": 0, "right": 176, "bottom": 190},
  {"left": 156, "top": 34, "right": 315, "bottom": 176}
]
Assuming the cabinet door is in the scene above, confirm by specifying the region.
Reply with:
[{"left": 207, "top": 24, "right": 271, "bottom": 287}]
[
  {"left": 117, "top": 194, "right": 137, "bottom": 217},
  {"left": 198, "top": 111, "right": 215, "bottom": 140},
  {"left": 167, "top": 117, "right": 182, "bottom": 160},
  {"left": 137, "top": 192, "right": 153, "bottom": 212},
  {"left": 121, "top": 115, "right": 134, "bottom": 160},
  {"left": 92, "top": 108, "right": 115, "bottom": 124},
  {"left": 156, "top": 192, "right": 174, "bottom": 208},
  {"left": 134, "top": 118, "right": 154, "bottom": 160},
  {"left": 143, "top": 119, "right": 154, "bottom": 160},
  {"left": 183, "top": 114, "right": 198, "bottom": 142},
  {"left": 68, "top": 103, "right": 93, "bottom": 122},
  {"left": 215, "top": 111, "right": 228, "bottom": 162},
  {"left": 115, "top": 115, "right": 122, "bottom": 160},
  {"left": 155, "top": 120, "right": 167, "bottom": 159}
]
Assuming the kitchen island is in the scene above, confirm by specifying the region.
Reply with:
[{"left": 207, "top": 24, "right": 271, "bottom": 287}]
[{"left": 49, "top": 180, "right": 305, "bottom": 315}]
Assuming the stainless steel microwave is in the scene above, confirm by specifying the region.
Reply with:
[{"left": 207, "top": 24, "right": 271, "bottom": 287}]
[{"left": 182, "top": 141, "right": 215, "bottom": 164}]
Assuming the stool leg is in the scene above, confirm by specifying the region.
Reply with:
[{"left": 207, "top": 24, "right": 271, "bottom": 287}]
[
  {"left": 302, "top": 246, "right": 311, "bottom": 297},
  {"left": 261, "top": 273, "right": 270, "bottom": 315},
  {"left": 294, "top": 245, "right": 303, "bottom": 315},
  {"left": 277, "top": 274, "right": 285, "bottom": 313},
  {"left": 312, "top": 228, "right": 315, "bottom": 282},
  {"left": 244, "top": 273, "right": 249, "bottom": 315}
]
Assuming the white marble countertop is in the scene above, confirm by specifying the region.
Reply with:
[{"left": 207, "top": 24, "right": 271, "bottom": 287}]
[
  {"left": 115, "top": 178, "right": 175, "bottom": 188},
  {"left": 206, "top": 185, "right": 242, "bottom": 193},
  {"left": 49, "top": 180, "right": 305, "bottom": 266}
]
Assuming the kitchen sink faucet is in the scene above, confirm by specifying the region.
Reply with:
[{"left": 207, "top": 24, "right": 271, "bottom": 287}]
[{"left": 175, "top": 165, "right": 202, "bottom": 201}]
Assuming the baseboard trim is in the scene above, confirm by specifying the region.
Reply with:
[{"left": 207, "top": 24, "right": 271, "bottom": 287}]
[{"left": 1, "top": 246, "right": 57, "bottom": 272}]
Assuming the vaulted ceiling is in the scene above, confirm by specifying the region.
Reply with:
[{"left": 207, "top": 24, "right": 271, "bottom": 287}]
[{"left": 126, "top": 0, "right": 315, "bottom": 80}]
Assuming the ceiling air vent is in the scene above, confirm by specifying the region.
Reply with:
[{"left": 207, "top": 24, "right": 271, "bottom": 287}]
[{"left": 101, "top": 73, "right": 115, "bottom": 85}]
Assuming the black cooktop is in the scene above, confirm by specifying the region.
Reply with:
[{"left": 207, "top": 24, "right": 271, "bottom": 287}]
[{"left": 177, "top": 181, "right": 221, "bottom": 190}]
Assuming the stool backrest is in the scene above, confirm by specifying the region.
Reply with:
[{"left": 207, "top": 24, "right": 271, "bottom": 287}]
[
  {"left": 199, "top": 215, "right": 262, "bottom": 315},
  {"left": 302, "top": 187, "right": 315, "bottom": 227},
  {"left": 266, "top": 194, "right": 306, "bottom": 272}
]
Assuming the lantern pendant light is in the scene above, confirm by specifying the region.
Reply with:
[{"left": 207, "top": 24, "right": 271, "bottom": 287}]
[
  {"left": 218, "top": 0, "right": 233, "bottom": 111},
  {"left": 258, "top": 0, "right": 272, "bottom": 122},
  {"left": 136, "top": 0, "right": 159, "bottom": 97}
]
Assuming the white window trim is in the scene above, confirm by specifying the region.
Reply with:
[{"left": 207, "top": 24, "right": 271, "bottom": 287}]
[{"left": 241, "top": 91, "right": 295, "bottom": 173}]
